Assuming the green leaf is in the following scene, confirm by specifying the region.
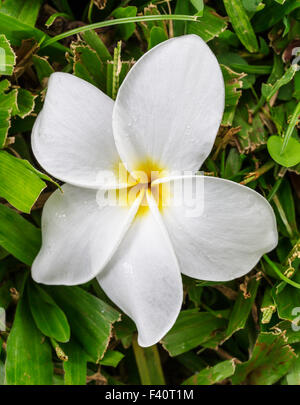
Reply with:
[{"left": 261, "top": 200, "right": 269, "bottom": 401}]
[
  {"left": 231, "top": 331, "right": 295, "bottom": 385},
  {"left": 45, "top": 286, "right": 120, "bottom": 363},
  {"left": 223, "top": 0, "right": 259, "bottom": 53},
  {"left": 82, "top": 30, "right": 112, "bottom": 62},
  {"left": 182, "top": 359, "right": 236, "bottom": 385},
  {"left": 242, "top": 0, "right": 264, "bottom": 12},
  {"left": 225, "top": 278, "right": 259, "bottom": 341},
  {"left": 27, "top": 281, "right": 70, "bottom": 343},
  {"left": 221, "top": 65, "right": 244, "bottom": 126},
  {"left": 132, "top": 337, "right": 165, "bottom": 385},
  {"left": 72, "top": 41, "right": 106, "bottom": 92},
  {"left": 62, "top": 340, "right": 87, "bottom": 385},
  {"left": 0, "top": 13, "right": 68, "bottom": 61},
  {"left": 148, "top": 26, "right": 168, "bottom": 50},
  {"left": 13, "top": 88, "right": 36, "bottom": 118},
  {"left": 0, "top": 204, "right": 41, "bottom": 265},
  {"left": 187, "top": 6, "right": 227, "bottom": 42},
  {"left": 0, "top": 108, "right": 11, "bottom": 148},
  {"left": 190, "top": 0, "right": 204, "bottom": 13},
  {"left": 174, "top": 0, "right": 192, "bottom": 36},
  {"left": 112, "top": 7, "right": 137, "bottom": 41},
  {"left": 0, "top": 34, "right": 16, "bottom": 75},
  {"left": 252, "top": 0, "right": 300, "bottom": 33},
  {"left": 224, "top": 148, "right": 243, "bottom": 178},
  {"left": 0, "top": 151, "right": 47, "bottom": 213},
  {"left": 5, "top": 293, "right": 53, "bottom": 385},
  {"left": 162, "top": 309, "right": 227, "bottom": 356},
  {"left": 260, "top": 287, "right": 276, "bottom": 324},
  {"left": 100, "top": 350, "right": 124, "bottom": 367},
  {"left": 45, "top": 12, "right": 72, "bottom": 28},
  {"left": 32, "top": 55, "right": 54, "bottom": 85},
  {"left": 0, "top": 0, "right": 44, "bottom": 27},
  {"left": 262, "top": 65, "right": 297, "bottom": 103},
  {"left": 267, "top": 136, "right": 300, "bottom": 167},
  {"left": 234, "top": 105, "right": 267, "bottom": 152}
]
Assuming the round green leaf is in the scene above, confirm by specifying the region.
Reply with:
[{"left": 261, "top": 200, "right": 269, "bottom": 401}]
[{"left": 267, "top": 135, "right": 300, "bottom": 167}]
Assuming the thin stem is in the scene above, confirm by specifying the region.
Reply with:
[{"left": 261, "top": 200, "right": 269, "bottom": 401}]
[
  {"left": 263, "top": 255, "right": 300, "bottom": 289},
  {"left": 132, "top": 334, "right": 166, "bottom": 385},
  {"left": 280, "top": 101, "right": 300, "bottom": 154},
  {"left": 41, "top": 15, "right": 200, "bottom": 48},
  {"left": 87, "top": 0, "right": 94, "bottom": 24},
  {"left": 272, "top": 194, "right": 294, "bottom": 238},
  {"left": 240, "top": 161, "right": 275, "bottom": 185},
  {"left": 267, "top": 177, "right": 283, "bottom": 202}
]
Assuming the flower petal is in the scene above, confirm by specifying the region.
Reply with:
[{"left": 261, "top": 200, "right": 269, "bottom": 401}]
[
  {"left": 32, "top": 72, "right": 122, "bottom": 189},
  {"left": 97, "top": 193, "right": 183, "bottom": 347},
  {"left": 113, "top": 35, "right": 224, "bottom": 173},
  {"left": 32, "top": 184, "right": 143, "bottom": 285},
  {"left": 157, "top": 175, "right": 278, "bottom": 281}
]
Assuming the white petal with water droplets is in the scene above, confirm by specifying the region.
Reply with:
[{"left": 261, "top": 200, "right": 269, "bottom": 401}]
[
  {"left": 113, "top": 35, "right": 224, "bottom": 173},
  {"left": 32, "top": 184, "right": 143, "bottom": 285},
  {"left": 97, "top": 192, "right": 182, "bottom": 347},
  {"left": 32, "top": 72, "right": 122, "bottom": 189},
  {"left": 157, "top": 175, "right": 278, "bottom": 281}
]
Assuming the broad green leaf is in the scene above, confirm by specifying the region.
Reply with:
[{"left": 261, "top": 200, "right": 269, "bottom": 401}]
[
  {"left": 190, "top": 0, "right": 204, "bottom": 13},
  {"left": 100, "top": 350, "right": 124, "bottom": 367},
  {"left": 242, "top": 0, "right": 264, "bottom": 12},
  {"left": 32, "top": 55, "right": 54, "bottom": 85},
  {"left": 174, "top": 0, "right": 192, "bottom": 36},
  {"left": 27, "top": 281, "right": 70, "bottom": 343},
  {"left": 0, "top": 151, "right": 46, "bottom": 213},
  {"left": 0, "top": 108, "right": 11, "bottom": 148},
  {"left": 225, "top": 278, "right": 260, "bottom": 341},
  {"left": 224, "top": 148, "right": 243, "bottom": 179},
  {"left": 162, "top": 309, "right": 227, "bottom": 356},
  {"left": 0, "top": 0, "right": 43, "bottom": 27},
  {"left": 231, "top": 331, "right": 295, "bottom": 385},
  {"left": 45, "top": 286, "right": 120, "bottom": 363},
  {"left": 72, "top": 42, "right": 106, "bottom": 92},
  {"left": 234, "top": 105, "right": 267, "bottom": 152},
  {"left": 267, "top": 136, "right": 300, "bottom": 167},
  {"left": 0, "top": 13, "right": 68, "bottom": 61},
  {"left": 286, "top": 347, "right": 300, "bottom": 385},
  {"left": 0, "top": 204, "right": 41, "bottom": 265},
  {"left": 252, "top": 0, "right": 300, "bottom": 32},
  {"left": 13, "top": 88, "right": 35, "bottom": 118},
  {"left": 148, "top": 26, "right": 168, "bottom": 50},
  {"left": 132, "top": 337, "right": 165, "bottom": 385},
  {"left": 0, "top": 34, "right": 15, "bottom": 75},
  {"left": 62, "top": 340, "right": 87, "bottom": 385},
  {"left": 82, "top": 30, "right": 112, "bottom": 62},
  {"left": 221, "top": 65, "right": 244, "bottom": 126},
  {"left": 187, "top": 6, "right": 227, "bottom": 42},
  {"left": 112, "top": 7, "right": 137, "bottom": 41},
  {"left": 5, "top": 293, "right": 53, "bottom": 385},
  {"left": 182, "top": 359, "right": 236, "bottom": 385},
  {"left": 223, "top": 0, "right": 259, "bottom": 53}
]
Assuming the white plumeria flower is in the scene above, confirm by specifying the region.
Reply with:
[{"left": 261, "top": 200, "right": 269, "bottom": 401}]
[{"left": 31, "top": 35, "right": 278, "bottom": 347}]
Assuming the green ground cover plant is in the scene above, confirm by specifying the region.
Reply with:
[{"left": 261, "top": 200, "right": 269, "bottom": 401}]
[{"left": 0, "top": 0, "right": 300, "bottom": 385}]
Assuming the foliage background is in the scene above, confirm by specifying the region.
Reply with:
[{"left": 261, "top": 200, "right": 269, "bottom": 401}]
[{"left": 0, "top": 0, "right": 300, "bottom": 385}]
